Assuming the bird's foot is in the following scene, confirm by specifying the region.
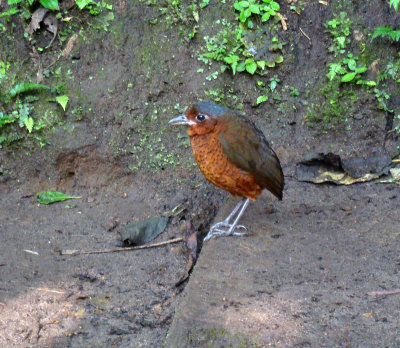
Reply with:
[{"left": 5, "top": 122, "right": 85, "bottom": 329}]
[{"left": 204, "top": 222, "right": 247, "bottom": 241}]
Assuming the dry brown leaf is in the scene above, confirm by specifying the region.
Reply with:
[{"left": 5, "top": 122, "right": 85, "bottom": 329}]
[
  {"left": 44, "top": 13, "right": 58, "bottom": 48},
  {"left": 62, "top": 34, "right": 78, "bottom": 58},
  {"left": 27, "top": 8, "right": 49, "bottom": 36},
  {"left": 280, "top": 16, "right": 288, "bottom": 31}
]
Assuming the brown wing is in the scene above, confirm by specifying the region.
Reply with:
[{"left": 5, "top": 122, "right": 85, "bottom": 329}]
[{"left": 218, "top": 114, "right": 284, "bottom": 200}]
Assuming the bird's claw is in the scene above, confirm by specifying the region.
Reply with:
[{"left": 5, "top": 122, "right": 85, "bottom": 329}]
[{"left": 204, "top": 223, "right": 248, "bottom": 241}]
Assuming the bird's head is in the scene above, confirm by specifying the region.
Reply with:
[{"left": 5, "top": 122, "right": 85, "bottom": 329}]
[{"left": 168, "top": 102, "right": 229, "bottom": 136}]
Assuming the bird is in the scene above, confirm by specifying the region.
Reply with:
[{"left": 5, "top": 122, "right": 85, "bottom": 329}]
[{"left": 169, "top": 101, "right": 284, "bottom": 241}]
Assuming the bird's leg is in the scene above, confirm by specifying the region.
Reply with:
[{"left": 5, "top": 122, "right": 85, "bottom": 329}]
[{"left": 204, "top": 198, "right": 251, "bottom": 241}]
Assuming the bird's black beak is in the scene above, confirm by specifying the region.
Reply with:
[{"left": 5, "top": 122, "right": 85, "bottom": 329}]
[{"left": 168, "top": 113, "right": 193, "bottom": 126}]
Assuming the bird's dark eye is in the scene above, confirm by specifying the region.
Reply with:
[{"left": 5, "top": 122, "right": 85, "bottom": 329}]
[{"left": 196, "top": 114, "right": 206, "bottom": 122}]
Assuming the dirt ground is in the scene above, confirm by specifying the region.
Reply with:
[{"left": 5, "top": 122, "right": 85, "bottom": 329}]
[{"left": 1, "top": 0, "right": 400, "bottom": 347}]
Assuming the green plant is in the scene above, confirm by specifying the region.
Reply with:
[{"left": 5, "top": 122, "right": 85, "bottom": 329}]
[
  {"left": 0, "top": 63, "right": 69, "bottom": 148},
  {"left": 289, "top": 86, "right": 299, "bottom": 97},
  {"left": 325, "top": 12, "right": 352, "bottom": 56},
  {"left": 0, "top": 61, "right": 10, "bottom": 79},
  {"left": 378, "top": 61, "right": 400, "bottom": 84},
  {"left": 199, "top": 22, "right": 284, "bottom": 76},
  {"left": 372, "top": 26, "right": 400, "bottom": 42},
  {"left": 327, "top": 53, "right": 368, "bottom": 83},
  {"left": 373, "top": 88, "right": 393, "bottom": 113},
  {"left": 233, "top": 0, "right": 280, "bottom": 28},
  {"left": 144, "top": 0, "right": 203, "bottom": 39},
  {"left": 204, "top": 88, "right": 225, "bottom": 102},
  {"left": 269, "top": 76, "right": 279, "bottom": 91},
  {"left": 0, "top": 6, "right": 20, "bottom": 21},
  {"left": 372, "top": 1, "right": 400, "bottom": 45},
  {"left": 289, "top": 0, "right": 304, "bottom": 15},
  {"left": 256, "top": 95, "right": 268, "bottom": 105},
  {"left": 390, "top": 0, "right": 400, "bottom": 11}
]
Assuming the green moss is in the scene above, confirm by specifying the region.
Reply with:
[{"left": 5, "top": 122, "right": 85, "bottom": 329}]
[{"left": 305, "top": 78, "right": 359, "bottom": 132}]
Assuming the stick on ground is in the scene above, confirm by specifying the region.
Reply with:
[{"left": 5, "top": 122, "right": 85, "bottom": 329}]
[
  {"left": 366, "top": 289, "right": 400, "bottom": 297},
  {"left": 60, "top": 237, "right": 183, "bottom": 256}
]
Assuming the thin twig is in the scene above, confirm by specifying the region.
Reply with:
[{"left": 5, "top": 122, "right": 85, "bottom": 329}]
[
  {"left": 299, "top": 27, "right": 311, "bottom": 44},
  {"left": 392, "top": 159, "right": 400, "bottom": 163},
  {"left": 35, "top": 288, "right": 66, "bottom": 294},
  {"left": 366, "top": 289, "right": 400, "bottom": 297},
  {"left": 60, "top": 237, "right": 183, "bottom": 256}
]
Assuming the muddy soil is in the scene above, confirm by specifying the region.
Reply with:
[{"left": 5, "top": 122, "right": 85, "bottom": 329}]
[{"left": 0, "top": 0, "right": 399, "bottom": 347}]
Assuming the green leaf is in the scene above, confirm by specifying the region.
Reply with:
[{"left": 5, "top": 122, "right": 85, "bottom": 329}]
[
  {"left": 234, "top": 2, "right": 244, "bottom": 10},
  {"left": 10, "top": 83, "right": 49, "bottom": 97},
  {"left": 0, "top": 7, "right": 19, "bottom": 20},
  {"left": 23, "top": 117, "right": 34, "bottom": 133},
  {"left": 7, "top": 0, "right": 22, "bottom": 4},
  {"left": 37, "top": 191, "right": 81, "bottom": 205},
  {"left": 390, "top": 0, "right": 400, "bottom": 11},
  {"left": 270, "top": 81, "right": 278, "bottom": 91},
  {"left": 76, "top": 0, "right": 93, "bottom": 10},
  {"left": 245, "top": 59, "right": 257, "bottom": 74},
  {"left": 239, "top": 8, "right": 252, "bottom": 22},
  {"left": 224, "top": 55, "right": 240, "bottom": 75},
  {"left": 237, "top": 61, "right": 246, "bottom": 72},
  {"left": 341, "top": 72, "right": 356, "bottom": 82},
  {"left": 56, "top": 95, "right": 69, "bottom": 111},
  {"left": 388, "top": 30, "right": 400, "bottom": 41},
  {"left": 335, "top": 36, "right": 346, "bottom": 48},
  {"left": 0, "top": 113, "right": 11, "bottom": 127},
  {"left": 355, "top": 66, "right": 367, "bottom": 74},
  {"left": 257, "top": 60, "right": 266, "bottom": 70},
  {"left": 199, "top": 0, "right": 210, "bottom": 9},
  {"left": 274, "top": 55, "right": 284, "bottom": 64},
  {"left": 256, "top": 95, "right": 268, "bottom": 104},
  {"left": 327, "top": 19, "right": 339, "bottom": 28},
  {"left": 237, "top": 1, "right": 249, "bottom": 7},
  {"left": 347, "top": 59, "right": 357, "bottom": 71},
  {"left": 39, "top": 0, "right": 59, "bottom": 10},
  {"left": 261, "top": 12, "right": 271, "bottom": 21},
  {"left": 327, "top": 63, "right": 344, "bottom": 81},
  {"left": 372, "top": 26, "right": 392, "bottom": 40},
  {"left": 270, "top": 1, "right": 280, "bottom": 11},
  {"left": 224, "top": 55, "right": 240, "bottom": 64},
  {"left": 249, "top": 4, "right": 260, "bottom": 14},
  {"left": 356, "top": 80, "right": 376, "bottom": 86}
]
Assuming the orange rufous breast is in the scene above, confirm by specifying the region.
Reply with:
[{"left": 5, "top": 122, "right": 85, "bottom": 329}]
[{"left": 189, "top": 130, "right": 262, "bottom": 201}]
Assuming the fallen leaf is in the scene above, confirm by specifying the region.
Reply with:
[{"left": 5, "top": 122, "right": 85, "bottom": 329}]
[
  {"left": 27, "top": 8, "right": 49, "bottom": 36},
  {"left": 296, "top": 152, "right": 392, "bottom": 185},
  {"left": 61, "top": 34, "right": 78, "bottom": 58},
  {"left": 37, "top": 191, "right": 81, "bottom": 205},
  {"left": 362, "top": 312, "right": 373, "bottom": 318},
  {"left": 280, "top": 15, "right": 288, "bottom": 31},
  {"left": 43, "top": 13, "right": 58, "bottom": 47},
  {"left": 120, "top": 216, "right": 169, "bottom": 246}
]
